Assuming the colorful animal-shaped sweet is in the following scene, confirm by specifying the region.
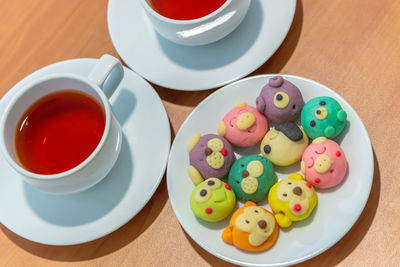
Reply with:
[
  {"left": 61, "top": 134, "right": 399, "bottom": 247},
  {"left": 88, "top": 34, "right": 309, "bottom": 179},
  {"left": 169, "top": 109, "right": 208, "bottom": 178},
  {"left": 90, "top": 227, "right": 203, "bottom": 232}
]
[
  {"left": 301, "top": 137, "right": 347, "bottom": 188},
  {"left": 218, "top": 102, "right": 268, "bottom": 147},
  {"left": 222, "top": 201, "right": 279, "bottom": 251},
  {"left": 268, "top": 173, "right": 317, "bottom": 228},
  {"left": 187, "top": 133, "right": 235, "bottom": 185},
  {"left": 301, "top": 96, "right": 347, "bottom": 139},
  {"left": 190, "top": 178, "right": 236, "bottom": 222},
  {"left": 256, "top": 75, "right": 304, "bottom": 123},
  {"left": 260, "top": 122, "right": 309, "bottom": 166},
  {"left": 228, "top": 155, "right": 275, "bottom": 202}
]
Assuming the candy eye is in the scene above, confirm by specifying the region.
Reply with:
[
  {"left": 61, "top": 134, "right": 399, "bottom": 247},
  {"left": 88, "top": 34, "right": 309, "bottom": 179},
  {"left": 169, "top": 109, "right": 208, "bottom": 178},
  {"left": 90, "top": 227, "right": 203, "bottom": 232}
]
[
  {"left": 315, "top": 107, "right": 328, "bottom": 120},
  {"left": 273, "top": 91, "right": 290, "bottom": 108},
  {"left": 263, "top": 145, "right": 271, "bottom": 154},
  {"left": 194, "top": 187, "right": 211, "bottom": 203},
  {"left": 319, "top": 101, "right": 326, "bottom": 106},
  {"left": 204, "top": 178, "right": 221, "bottom": 189},
  {"left": 310, "top": 120, "right": 316, "bottom": 127}
]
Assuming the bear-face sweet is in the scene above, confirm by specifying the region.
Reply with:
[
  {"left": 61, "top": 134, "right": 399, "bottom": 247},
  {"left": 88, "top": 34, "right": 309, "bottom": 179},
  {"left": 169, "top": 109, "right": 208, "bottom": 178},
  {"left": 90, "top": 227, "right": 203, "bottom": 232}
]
[
  {"left": 301, "top": 137, "right": 347, "bottom": 188},
  {"left": 190, "top": 178, "right": 236, "bottom": 222},
  {"left": 268, "top": 173, "right": 317, "bottom": 228},
  {"left": 301, "top": 96, "right": 347, "bottom": 139},
  {"left": 218, "top": 102, "right": 268, "bottom": 147},
  {"left": 187, "top": 133, "right": 235, "bottom": 185},
  {"left": 222, "top": 201, "right": 279, "bottom": 251},
  {"left": 256, "top": 75, "right": 304, "bottom": 123},
  {"left": 260, "top": 122, "right": 309, "bottom": 166},
  {"left": 228, "top": 155, "right": 275, "bottom": 202}
]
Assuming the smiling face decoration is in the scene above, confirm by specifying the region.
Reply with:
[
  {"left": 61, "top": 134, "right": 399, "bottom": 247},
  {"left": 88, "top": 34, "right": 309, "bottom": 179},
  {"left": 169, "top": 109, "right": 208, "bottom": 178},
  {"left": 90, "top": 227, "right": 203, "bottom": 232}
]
[
  {"left": 301, "top": 96, "right": 347, "bottom": 139},
  {"left": 187, "top": 133, "right": 235, "bottom": 185},
  {"left": 222, "top": 201, "right": 279, "bottom": 251},
  {"left": 260, "top": 123, "right": 309, "bottom": 166},
  {"left": 301, "top": 137, "right": 347, "bottom": 188},
  {"left": 190, "top": 178, "right": 236, "bottom": 222},
  {"left": 268, "top": 173, "right": 317, "bottom": 228},
  {"left": 256, "top": 75, "right": 304, "bottom": 123},
  {"left": 217, "top": 102, "right": 268, "bottom": 147},
  {"left": 227, "top": 155, "right": 275, "bottom": 202}
]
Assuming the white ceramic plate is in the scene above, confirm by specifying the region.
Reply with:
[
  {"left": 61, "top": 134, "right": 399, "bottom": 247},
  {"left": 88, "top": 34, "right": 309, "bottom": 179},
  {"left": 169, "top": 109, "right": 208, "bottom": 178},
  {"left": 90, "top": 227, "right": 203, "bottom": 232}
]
[
  {"left": 167, "top": 75, "right": 373, "bottom": 266},
  {"left": 107, "top": 0, "right": 296, "bottom": 90},
  {"left": 0, "top": 59, "right": 170, "bottom": 245}
]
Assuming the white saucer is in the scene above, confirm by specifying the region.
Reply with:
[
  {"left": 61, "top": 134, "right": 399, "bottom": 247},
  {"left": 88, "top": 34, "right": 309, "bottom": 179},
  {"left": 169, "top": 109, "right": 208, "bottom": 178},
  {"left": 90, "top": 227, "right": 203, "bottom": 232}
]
[
  {"left": 0, "top": 59, "right": 171, "bottom": 245},
  {"left": 107, "top": 0, "right": 296, "bottom": 90},
  {"left": 167, "top": 75, "right": 373, "bottom": 266}
]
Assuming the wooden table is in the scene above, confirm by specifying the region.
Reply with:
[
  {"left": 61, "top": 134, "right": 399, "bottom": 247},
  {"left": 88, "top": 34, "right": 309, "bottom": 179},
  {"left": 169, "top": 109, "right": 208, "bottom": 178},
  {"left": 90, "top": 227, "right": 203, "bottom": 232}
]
[{"left": 0, "top": 0, "right": 399, "bottom": 266}]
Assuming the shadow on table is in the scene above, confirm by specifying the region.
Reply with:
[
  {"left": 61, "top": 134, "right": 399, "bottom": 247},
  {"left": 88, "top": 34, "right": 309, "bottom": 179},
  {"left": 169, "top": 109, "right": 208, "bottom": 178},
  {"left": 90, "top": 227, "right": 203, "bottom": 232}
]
[
  {"left": 293, "top": 148, "right": 381, "bottom": 266},
  {"left": 1, "top": 176, "right": 170, "bottom": 261}
]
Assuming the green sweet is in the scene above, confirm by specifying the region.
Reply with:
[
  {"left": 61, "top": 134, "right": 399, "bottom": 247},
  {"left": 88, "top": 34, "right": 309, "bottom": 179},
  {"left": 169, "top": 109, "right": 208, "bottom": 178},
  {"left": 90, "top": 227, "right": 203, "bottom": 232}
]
[
  {"left": 301, "top": 96, "right": 347, "bottom": 139},
  {"left": 190, "top": 178, "right": 236, "bottom": 222},
  {"left": 228, "top": 155, "right": 276, "bottom": 202}
]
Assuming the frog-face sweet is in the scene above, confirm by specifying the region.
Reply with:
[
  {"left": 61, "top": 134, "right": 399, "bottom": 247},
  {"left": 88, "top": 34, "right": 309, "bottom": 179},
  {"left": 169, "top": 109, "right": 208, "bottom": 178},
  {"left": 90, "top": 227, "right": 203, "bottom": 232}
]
[
  {"left": 222, "top": 201, "right": 279, "bottom": 251},
  {"left": 301, "top": 137, "right": 347, "bottom": 188},
  {"left": 268, "top": 173, "right": 317, "bottom": 228},
  {"left": 218, "top": 102, "right": 268, "bottom": 147},
  {"left": 301, "top": 96, "right": 347, "bottom": 139},
  {"left": 190, "top": 178, "right": 236, "bottom": 222},
  {"left": 187, "top": 133, "right": 235, "bottom": 185},
  {"left": 256, "top": 75, "right": 304, "bottom": 123},
  {"left": 228, "top": 155, "right": 275, "bottom": 202},
  {"left": 260, "top": 122, "right": 309, "bottom": 166}
]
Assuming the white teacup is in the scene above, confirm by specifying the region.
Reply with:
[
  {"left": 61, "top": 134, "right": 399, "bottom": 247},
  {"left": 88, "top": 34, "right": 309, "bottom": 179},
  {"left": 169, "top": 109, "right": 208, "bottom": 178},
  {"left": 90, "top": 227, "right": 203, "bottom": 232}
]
[
  {"left": 0, "top": 55, "right": 124, "bottom": 194},
  {"left": 141, "top": 0, "right": 251, "bottom": 46}
]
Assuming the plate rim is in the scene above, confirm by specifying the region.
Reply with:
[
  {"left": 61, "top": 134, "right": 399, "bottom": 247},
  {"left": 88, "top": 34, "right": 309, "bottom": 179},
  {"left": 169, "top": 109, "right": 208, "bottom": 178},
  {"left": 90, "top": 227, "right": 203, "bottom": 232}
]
[{"left": 166, "top": 74, "right": 373, "bottom": 266}]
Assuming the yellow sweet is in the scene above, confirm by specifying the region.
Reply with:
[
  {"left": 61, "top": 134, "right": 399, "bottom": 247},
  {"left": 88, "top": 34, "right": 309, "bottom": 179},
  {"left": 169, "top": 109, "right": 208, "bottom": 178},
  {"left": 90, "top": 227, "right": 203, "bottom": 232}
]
[
  {"left": 268, "top": 173, "right": 317, "bottom": 228},
  {"left": 260, "top": 126, "right": 309, "bottom": 166}
]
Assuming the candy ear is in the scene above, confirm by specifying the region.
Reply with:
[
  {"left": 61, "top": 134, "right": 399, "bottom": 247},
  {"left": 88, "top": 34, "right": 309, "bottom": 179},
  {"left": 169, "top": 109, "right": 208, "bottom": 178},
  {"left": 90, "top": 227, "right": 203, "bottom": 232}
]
[
  {"left": 187, "top": 133, "right": 201, "bottom": 152},
  {"left": 244, "top": 201, "right": 257, "bottom": 207},
  {"left": 234, "top": 102, "right": 248, "bottom": 108},
  {"left": 337, "top": 109, "right": 347, "bottom": 122},
  {"left": 217, "top": 121, "right": 226, "bottom": 136},
  {"left": 324, "top": 126, "right": 335, "bottom": 138},
  {"left": 222, "top": 227, "right": 233, "bottom": 244},
  {"left": 188, "top": 165, "right": 204, "bottom": 185},
  {"left": 256, "top": 96, "right": 265, "bottom": 114}
]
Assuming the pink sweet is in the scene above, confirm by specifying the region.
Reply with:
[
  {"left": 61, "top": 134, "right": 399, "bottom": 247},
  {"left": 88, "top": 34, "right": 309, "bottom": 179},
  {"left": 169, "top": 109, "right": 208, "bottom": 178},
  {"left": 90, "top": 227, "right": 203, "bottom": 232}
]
[
  {"left": 301, "top": 137, "right": 347, "bottom": 189},
  {"left": 218, "top": 103, "right": 268, "bottom": 147}
]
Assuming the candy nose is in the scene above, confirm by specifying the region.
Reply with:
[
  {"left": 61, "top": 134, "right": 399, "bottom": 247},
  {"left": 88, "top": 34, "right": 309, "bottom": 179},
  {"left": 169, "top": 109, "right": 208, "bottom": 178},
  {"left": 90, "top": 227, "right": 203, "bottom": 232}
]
[
  {"left": 236, "top": 112, "right": 256, "bottom": 130},
  {"left": 293, "top": 186, "right": 302, "bottom": 196},
  {"left": 258, "top": 220, "right": 267, "bottom": 229},
  {"left": 314, "top": 155, "right": 332, "bottom": 173}
]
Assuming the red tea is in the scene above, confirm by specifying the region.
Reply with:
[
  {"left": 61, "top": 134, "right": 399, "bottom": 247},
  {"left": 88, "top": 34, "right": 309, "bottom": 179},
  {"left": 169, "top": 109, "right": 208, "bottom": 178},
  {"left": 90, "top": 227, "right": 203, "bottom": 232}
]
[
  {"left": 148, "top": 0, "right": 227, "bottom": 20},
  {"left": 15, "top": 90, "right": 105, "bottom": 175}
]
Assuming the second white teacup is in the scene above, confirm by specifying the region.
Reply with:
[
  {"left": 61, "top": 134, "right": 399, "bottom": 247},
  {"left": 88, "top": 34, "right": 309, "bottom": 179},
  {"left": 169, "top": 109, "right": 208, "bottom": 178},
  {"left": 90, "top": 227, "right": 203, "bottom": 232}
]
[
  {"left": 0, "top": 55, "right": 124, "bottom": 194},
  {"left": 141, "top": 0, "right": 251, "bottom": 46}
]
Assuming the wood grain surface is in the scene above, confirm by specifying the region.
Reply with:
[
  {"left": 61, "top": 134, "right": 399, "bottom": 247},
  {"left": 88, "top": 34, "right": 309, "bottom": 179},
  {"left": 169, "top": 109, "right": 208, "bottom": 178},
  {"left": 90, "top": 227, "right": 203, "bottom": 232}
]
[{"left": 0, "top": 0, "right": 399, "bottom": 266}]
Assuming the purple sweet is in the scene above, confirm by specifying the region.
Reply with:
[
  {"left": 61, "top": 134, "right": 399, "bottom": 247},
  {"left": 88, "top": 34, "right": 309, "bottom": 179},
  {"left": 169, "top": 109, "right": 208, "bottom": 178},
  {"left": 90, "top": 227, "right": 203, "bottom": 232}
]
[
  {"left": 256, "top": 75, "right": 304, "bottom": 123},
  {"left": 188, "top": 134, "right": 235, "bottom": 184}
]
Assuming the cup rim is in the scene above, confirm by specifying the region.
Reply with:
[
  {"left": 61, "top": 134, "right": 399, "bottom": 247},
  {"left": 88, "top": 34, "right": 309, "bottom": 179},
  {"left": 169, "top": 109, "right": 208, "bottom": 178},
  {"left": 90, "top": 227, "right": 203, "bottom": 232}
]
[
  {"left": 0, "top": 73, "right": 112, "bottom": 180},
  {"left": 140, "top": 0, "right": 233, "bottom": 24}
]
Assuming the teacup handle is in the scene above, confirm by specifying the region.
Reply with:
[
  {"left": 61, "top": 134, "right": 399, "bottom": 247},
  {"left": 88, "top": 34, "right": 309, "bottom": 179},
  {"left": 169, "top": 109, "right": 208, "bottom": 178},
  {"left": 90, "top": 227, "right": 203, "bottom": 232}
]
[{"left": 88, "top": 54, "right": 124, "bottom": 98}]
